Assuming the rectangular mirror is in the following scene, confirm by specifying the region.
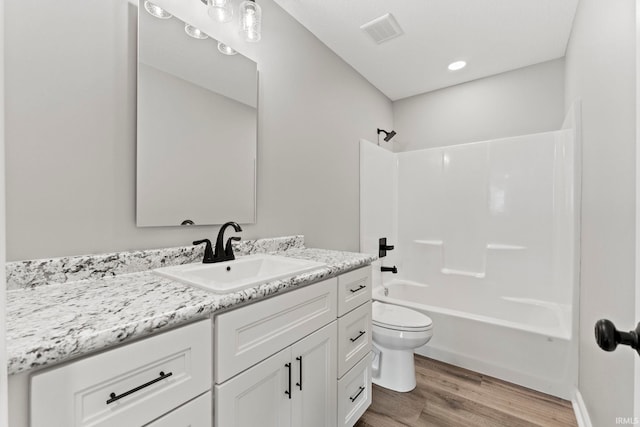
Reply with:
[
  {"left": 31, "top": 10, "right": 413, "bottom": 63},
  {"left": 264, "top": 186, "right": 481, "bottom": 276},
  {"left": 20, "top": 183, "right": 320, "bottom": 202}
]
[{"left": 137, "top": 1, "right": 258, "bottom": 227}]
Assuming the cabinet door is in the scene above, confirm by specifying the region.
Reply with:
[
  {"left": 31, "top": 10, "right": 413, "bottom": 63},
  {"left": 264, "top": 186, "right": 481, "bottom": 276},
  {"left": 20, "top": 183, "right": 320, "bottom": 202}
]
[
  {"left": 215, "top": 347, "right": 292, "bottom": 427},
  {"left": 291, "top": 322, "right": 338, "bottom": 427}
]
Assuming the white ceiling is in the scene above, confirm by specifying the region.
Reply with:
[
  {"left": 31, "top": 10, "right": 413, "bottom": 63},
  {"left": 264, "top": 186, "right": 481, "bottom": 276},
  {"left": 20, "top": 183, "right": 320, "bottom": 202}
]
[
  {"left": 272, "top": 0, "right": 579, "bottom": 101},
  {"left": 139, "top": 6, "right": 258, "bottom": 107}
]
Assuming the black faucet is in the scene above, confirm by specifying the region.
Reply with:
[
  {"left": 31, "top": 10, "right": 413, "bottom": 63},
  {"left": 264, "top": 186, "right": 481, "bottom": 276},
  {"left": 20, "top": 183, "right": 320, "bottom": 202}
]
[
  {"left": 213, "top": 221, "right": 243, "bottom": 262},
  {"left": 381, "top": 265, "right": 398, "bottom": 274},
  {"left": 192, "top": 221, "right": 243, "bottom": 263}
]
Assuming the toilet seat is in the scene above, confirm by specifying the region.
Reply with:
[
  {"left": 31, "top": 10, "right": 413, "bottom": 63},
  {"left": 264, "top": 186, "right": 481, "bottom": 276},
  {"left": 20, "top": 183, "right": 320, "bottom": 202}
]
[{"left": 372, "top": 301, "right": 433, "bottom": 332}]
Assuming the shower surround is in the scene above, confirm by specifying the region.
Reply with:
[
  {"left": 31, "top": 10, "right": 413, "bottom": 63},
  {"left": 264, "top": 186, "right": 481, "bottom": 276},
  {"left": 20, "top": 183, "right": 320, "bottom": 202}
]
[{"left": 360, "top": 109, "right": 579, "bottom": 399}]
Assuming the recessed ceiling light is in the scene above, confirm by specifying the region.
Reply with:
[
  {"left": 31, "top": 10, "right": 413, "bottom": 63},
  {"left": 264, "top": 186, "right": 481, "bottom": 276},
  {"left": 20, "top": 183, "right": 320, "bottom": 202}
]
[
  {"left": 144, "top": 1, "right": 172, "bottom": 19},
  {"left": 448, "top": 61, "right": 467, "bottom": 71},
  {"left": 217, "top": 42, "right": 238, "bottom": 55},
  {"left": 185, "top": 24, "right": 209, "bottom": 39}
]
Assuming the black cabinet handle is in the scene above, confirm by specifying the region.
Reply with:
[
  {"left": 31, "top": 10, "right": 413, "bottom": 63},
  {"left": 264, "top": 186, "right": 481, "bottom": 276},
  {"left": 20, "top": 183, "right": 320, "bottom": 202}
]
[
  {"left": 295, "top": 356, "right": 303, "bottom": 390},
  {"left": 350, "top": 284, "right": 366, "bottom": 293},
  {"left": 595, "top": 319, "right": 640, "bottom": 355},
  {"left": 106, "top": 371, "right": 172, "bottom": 404},
  {"left": 285, "top": 363, "right": 292, "bottom": 399},
  {"left": 350, "top": 331, "right": 366, "bottom": 343},
  {"left": 349, "top": 386, "right": 365, "bottom": 402}
]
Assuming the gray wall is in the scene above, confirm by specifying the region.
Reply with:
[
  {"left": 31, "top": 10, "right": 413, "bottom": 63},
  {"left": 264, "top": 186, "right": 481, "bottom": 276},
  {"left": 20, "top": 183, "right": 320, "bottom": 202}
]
[
  {"left": 0, "top": 0, "right": 8, "bottom": 420},
  {"left": 392, "top": 58, "right": 565, "bottom": 151},
  {"left": 564, "top": 0, "right": 637, "bottom": 425},
  {"left": 4, "top": 0, "right": 393, "bottom": 260}
]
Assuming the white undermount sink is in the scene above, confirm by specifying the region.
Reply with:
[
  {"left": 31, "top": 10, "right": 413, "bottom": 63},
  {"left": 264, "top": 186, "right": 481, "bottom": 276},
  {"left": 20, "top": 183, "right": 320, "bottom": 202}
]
[{"left": 154, "top": 254, "right": 326, "bottom": 294}]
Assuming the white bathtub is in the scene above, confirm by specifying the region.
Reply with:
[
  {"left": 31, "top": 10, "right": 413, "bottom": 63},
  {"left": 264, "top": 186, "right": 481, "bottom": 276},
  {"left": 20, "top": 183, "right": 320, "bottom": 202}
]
[{"left": 373, "top": 280, "right": 574, "bottom": 399}]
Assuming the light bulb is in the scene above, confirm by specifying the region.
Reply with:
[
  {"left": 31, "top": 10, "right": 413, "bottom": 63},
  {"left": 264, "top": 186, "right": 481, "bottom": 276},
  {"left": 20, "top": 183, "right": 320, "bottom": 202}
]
[
  {"left": 245, "top": 10, "right": 256, "bottom": 26},
  {"left": 218, "top": 42, "right": 238, "bottom": 55},
  {"left": 208, "top": 0, "right": 233, "bottom": 23},
  {"left": 185, "top": 24, "right": 209, "bottom": 39},
  {"left": 144, "top": 1, "right": 172, "bottom": 19},
  {"left": 240, "top": 0, "right": 262, "bottom": 42}
]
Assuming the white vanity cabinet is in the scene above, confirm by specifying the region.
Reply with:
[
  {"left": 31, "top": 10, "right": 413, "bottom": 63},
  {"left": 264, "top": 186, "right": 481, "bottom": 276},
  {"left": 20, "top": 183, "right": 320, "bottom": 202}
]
[
  {"left": 26, "top": 264, "right": 373, "bottom": 427},
  {"left": 214, "top": 266, "right": 373, "bottom": 427},
  {"left": 30, "top": 319, "right": 212, "bottom": 427}
]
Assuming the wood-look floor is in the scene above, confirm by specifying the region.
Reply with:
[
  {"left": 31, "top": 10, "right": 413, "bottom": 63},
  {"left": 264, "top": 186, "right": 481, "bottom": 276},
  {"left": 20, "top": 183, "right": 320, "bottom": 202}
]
[{"left": 355, "top": 355, "right": 577, "bottom": 427}]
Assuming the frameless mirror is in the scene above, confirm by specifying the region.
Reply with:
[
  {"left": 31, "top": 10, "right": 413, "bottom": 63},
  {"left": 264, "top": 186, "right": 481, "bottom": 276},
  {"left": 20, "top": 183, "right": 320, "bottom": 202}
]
[{"left": 136, "top": 1, "right": 258, "bottom": 226}]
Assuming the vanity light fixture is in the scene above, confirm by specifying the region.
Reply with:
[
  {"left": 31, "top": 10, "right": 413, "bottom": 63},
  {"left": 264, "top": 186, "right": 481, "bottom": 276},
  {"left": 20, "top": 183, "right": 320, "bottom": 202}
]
[
  {"left": 207, "top": 0, "right": 233, "bottom": 23},
  {"left": 197, "top": 0, "right": 262, "bottom": 43},
  {"left": 448, "top": 60, "right": 467, "bottom": 71},
  {"left": 144, "top": 1, "right": 173, "bottom": 19},
  {"left": 185, "top": 24, "right": 209, "bottom": 39},
  {"left": 218, "top": 42, "right": 238, "bottom": 55},
  {"left": 240, "top": 0, "right": 262, "bottom": 42}
]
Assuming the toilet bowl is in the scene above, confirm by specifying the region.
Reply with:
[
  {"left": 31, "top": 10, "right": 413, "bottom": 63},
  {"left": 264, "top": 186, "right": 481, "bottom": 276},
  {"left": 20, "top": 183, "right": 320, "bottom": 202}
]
[{"left": 371, "top": 301, "right": 433, "bottom": 392}]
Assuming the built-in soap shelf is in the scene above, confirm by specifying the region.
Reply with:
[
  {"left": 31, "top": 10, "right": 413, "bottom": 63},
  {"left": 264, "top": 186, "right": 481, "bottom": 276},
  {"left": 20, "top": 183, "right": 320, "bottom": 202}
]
[
  {"left": 441, "top": 268, "right": 485, "bottom": 278},
  {"left": 412, "top": 239, "right": 527, "bottom": 278},
  {"left": 413, "top": 239, "right": 443, "bottom": 246},
  {"left": 486, "top": 243, "right": 527, "bottom": 250},
  {"left": 414, "top": 239, "right": 526, "bottom": 251}
]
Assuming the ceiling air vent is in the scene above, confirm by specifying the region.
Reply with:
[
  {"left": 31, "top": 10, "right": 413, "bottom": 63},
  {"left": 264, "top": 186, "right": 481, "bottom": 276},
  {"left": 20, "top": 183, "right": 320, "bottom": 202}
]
[{"left": 360, "top": 13, "right": 403, "bottom": 44}]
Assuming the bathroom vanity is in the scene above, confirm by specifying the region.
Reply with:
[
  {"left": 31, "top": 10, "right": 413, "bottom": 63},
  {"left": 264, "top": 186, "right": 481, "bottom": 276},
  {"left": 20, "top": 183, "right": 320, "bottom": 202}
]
[{"left": 6, "top": 236, "right": 374, "bottom": 427}]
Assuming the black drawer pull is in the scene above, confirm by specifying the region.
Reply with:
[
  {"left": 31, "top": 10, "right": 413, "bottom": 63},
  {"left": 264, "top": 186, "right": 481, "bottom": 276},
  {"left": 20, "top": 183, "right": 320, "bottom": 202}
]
[
  {"left": 350, "top": 330, "right": 366, "bottom": 343},
  {"left": 349, "top": 385, "right": 365, "bottom": 402},
  {"left": 106, "top": 371, "right": 172, "bottom": 404},
  {"left": 285, "top": 363, "right": 292, "bottom": 399},
  {"left": 296, "top": 356, "right": 303, "bottom": 390},
  {"left": 350, "top": 284, "right": 366, "bottom": 293}
]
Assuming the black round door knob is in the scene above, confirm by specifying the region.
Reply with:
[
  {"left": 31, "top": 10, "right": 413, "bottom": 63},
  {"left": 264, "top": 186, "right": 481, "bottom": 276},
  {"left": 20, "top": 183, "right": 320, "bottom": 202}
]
[
  {"left": 595, "top": 319, "right": 640, "bottom": 354},
  {"left": 595, "top": 319, "right": 620, "bottom": 351}
]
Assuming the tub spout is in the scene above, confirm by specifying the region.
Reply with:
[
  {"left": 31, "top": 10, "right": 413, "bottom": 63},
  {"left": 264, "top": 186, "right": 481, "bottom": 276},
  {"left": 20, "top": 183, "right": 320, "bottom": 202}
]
[{"left": 381, "top": 265, "right": 398, "bottom": 274}]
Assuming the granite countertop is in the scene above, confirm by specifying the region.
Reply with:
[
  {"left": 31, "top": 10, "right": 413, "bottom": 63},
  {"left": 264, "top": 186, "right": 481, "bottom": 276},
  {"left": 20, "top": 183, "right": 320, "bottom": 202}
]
[{"left": 6, "top": 244, "right": 375, "bottom": 375}]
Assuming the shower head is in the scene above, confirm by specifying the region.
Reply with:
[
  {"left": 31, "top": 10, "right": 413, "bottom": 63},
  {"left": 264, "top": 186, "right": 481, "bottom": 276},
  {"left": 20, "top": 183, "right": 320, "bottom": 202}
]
[{"left": 377, "top": 128, "right": 397, "bottom": 142}]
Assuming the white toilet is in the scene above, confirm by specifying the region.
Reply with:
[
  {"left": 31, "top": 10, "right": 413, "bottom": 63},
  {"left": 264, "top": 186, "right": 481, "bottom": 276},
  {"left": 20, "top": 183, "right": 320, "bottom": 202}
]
[{"left": 371, "top": 301, "right": 433, "bottom": 392}]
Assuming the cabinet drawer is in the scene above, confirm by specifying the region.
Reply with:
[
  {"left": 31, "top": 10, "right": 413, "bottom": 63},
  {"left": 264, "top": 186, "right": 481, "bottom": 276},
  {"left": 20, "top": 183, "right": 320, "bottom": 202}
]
[
  {"left": 214, "top": 278, "right": 337, "bottom": 383},
  {"left": 31, "top": 320, "right": 212, "bottom": 427},
  {"left": 146, "top": 391, "right": 211, "bottom": 427},
  {"left": 337, "top": 267, "right": 372, "bottom": 317},
  {"left": 337, "top": 353, "right": 372, "bottom": 427},
  {"left": 337, "top": 302, "right": 372, "bottom": 378}
]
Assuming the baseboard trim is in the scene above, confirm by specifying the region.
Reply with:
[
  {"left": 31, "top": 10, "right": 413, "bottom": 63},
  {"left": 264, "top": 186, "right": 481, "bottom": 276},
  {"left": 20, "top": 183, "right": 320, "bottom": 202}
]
[
  {"left": 572, "top": 389, "right": 593, "bottom": 427},
  {"left": 416, "top": 346, "right": 572, "bottom": 399}
]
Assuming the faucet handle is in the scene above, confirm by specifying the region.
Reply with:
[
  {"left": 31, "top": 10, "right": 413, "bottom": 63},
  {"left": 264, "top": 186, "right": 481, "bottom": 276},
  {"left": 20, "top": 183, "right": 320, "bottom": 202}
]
[
  {"left": 225, "top": 236, "right": 241, "bottom": 258},
  {"left": 193, "top": 239, "right": 214, "bottom": 263}
]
